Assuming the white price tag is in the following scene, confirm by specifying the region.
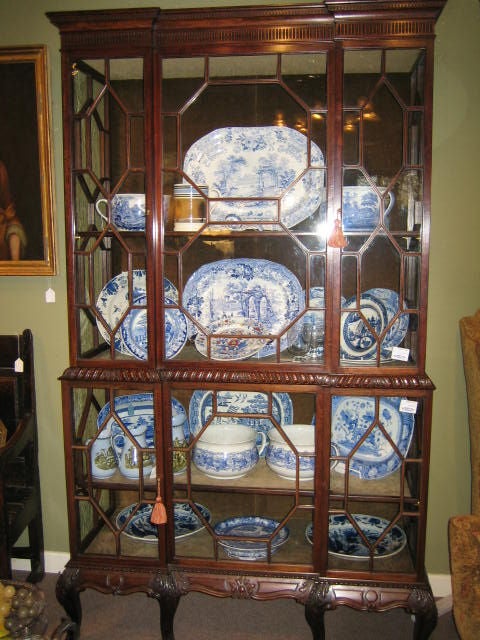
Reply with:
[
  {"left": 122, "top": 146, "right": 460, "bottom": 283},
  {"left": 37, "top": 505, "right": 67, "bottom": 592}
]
[
  {"left": 14, "top": 357, "right": 24, "bottom": 373},
  {"left": 45, "top": 287, "right": 56, "bottom": 303},
  {"left": 391, "top": 346, "right": 410, "bottom": 362},
  {"left": 399, "top": 399, "right": 418, "bottom": 414},
  {"left": 149, "top": 466, "right": 157, "bottom": 480}
]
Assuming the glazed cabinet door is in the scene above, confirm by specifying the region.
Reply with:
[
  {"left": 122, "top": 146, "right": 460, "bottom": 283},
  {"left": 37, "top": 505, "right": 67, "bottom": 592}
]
[
  {"left": 65, "top": 52, "right": 154, "bottom": 365},
  {"left": 159, "top": 49, "right": 330, "bottom": 367},
  {"left": 164, "top": 385, "right": 323, "bottom": 569},
  {"left": 338, "top": 46, "right": 432, "bottom": 371},
  {"left": 61, "top": 379, "right": 167, "bottom": 565},
  {"left": 326, "top": 390, "right": 433, "bottom": 578}
]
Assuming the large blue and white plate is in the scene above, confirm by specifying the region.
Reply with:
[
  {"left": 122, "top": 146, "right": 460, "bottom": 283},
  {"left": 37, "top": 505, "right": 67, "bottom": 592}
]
[
  {"left": 214, "top": 516, "right": 289, "bottom": 560},
  {"left": 340, "top": 293, "right": 388, "bottom": 361},
  {"left": 164, "top": 277, "right": 178, "bottom": 303},
  {"left": 326, "top": 514, "right": 407, "bottom": 559},
  {"left": 364, "top": 288, "right": 409, "bottom": 358},
  {"left": 116, "top": 502, "right": 211, "bottom": 542},
  {"left": 331, "top": 396, "right": 415, "bottom": 479},
  {"left": 121, "top": 293, "right": 148, "bottom": 360},
  {"left": 120, "top": 294, "right": 188, "bottom": 361},
  {"left": 164, "top": 297, "right": 188, "bottom": 359},
  {"left": 97, "top": 393, "right": 188, "bottom": 448},
  {"left": 189, "top": 390, "right": 293, "bottom": 455},
  {"left": 183, "top": 126, "right": 325, "bottom": 230},
  {"left": 96, "top": 273, "right": 179, "bottom": 355},
  {"left": 96, "top": 270, "right": 146, "bottom": 353},
  {"left": 183, "top": 258, "right": 305, "bottom": 358}
]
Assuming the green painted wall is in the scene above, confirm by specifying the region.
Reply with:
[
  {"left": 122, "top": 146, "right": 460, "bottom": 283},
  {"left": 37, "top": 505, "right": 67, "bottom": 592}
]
[{"left": 0, "top": 0, "right": 477, "bottom": 574}]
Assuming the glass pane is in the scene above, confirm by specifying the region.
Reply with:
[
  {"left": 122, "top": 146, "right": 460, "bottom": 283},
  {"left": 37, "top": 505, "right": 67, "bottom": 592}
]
[{"left": 210, "top": 55, "right": 277, "bottom": 79}]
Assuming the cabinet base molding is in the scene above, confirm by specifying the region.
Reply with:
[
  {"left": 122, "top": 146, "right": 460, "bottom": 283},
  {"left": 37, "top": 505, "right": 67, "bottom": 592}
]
[{"left": 55, "top": 562, "right": 437, "bottom": 640}]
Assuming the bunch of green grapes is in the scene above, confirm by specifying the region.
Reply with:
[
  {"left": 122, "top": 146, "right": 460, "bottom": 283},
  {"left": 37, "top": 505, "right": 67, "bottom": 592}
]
[
  {"left": 0, "top": 583, "right": 15, "bottom": 637},
  {"left": 0, "top": 583, "right": 45, "bottom": 638}
]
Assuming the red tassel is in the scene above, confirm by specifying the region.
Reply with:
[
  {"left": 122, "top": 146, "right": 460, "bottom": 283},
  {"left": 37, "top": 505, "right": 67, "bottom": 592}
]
[
  {"left": 150, "top": 478, "right": 167, "bottom": 525},
  {"left": 328, "top": 210, "right": 347, "bottom": 249}
]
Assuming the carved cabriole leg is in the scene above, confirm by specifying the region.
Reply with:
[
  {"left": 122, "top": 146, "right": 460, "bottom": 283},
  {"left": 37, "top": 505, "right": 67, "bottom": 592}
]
[
  {"left": 149, "top": 571, "right": 187, "bottom": 640},
  {"left": 55, "top": 568, "right": 83, "bottom": 638},
  {"left": 408, "top": 587, "right": 438, "bottom": 640},
  {"left": 304, "top": 579, "right": 332, "bottom": 640}
]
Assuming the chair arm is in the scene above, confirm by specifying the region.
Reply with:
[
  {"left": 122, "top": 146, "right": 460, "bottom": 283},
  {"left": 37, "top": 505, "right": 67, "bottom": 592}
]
[{"left": 449, "top": 514, "right": 480, "bottom": 639}]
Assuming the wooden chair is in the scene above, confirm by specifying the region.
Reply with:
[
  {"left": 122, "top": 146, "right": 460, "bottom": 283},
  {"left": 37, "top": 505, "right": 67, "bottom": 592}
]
[
  {"left": 0, "top": 329, "right": 44, "bottom": 582},
  {"left": 449, "top": 310, "right": 480, "bottom": 638}
]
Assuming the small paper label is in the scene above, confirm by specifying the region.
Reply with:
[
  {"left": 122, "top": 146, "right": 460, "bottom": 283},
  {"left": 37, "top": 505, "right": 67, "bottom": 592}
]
[
  {"left": 45, "top": 287, "right": 56, "bottom": 303},
  {"left": 391, "top": 346, "right": 410, "bottom": 361},
  {"left": 14, "top": 357, "right": 24, "bottom": 373},
  {"left": 149, "top": 466, "right": 157, "bottom": 480},
  {"left": 399, "top": 399, "right": 418, "bottom": 414}
]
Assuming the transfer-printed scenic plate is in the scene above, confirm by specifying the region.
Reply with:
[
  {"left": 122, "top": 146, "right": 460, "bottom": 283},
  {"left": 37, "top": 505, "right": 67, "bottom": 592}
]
[
  {"left": 183, "top": 258, "right": 304, "bottom": 358},
  {"left": 331, "top": 395, "right": 415, "bottom": 479}
]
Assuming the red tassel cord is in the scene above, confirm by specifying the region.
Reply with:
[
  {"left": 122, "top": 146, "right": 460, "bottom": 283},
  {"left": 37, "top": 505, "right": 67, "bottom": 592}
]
[
  {"left": 150, "top": 477, "right": 167, "bottom": 525},
  {"left": 327, "top": 209, "right": 347, "bottom": 249}
]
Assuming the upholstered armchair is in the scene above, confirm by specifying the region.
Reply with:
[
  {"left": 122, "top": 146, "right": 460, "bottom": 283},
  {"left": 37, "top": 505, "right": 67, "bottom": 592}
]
[{"left": 449, "top": 310, "right": 480, "bottom": 639}]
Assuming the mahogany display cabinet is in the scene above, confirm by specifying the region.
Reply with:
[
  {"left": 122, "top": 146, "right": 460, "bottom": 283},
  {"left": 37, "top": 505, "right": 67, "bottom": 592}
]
[{"left": 48, "top": 2, "right": 445, "bottom": 638}]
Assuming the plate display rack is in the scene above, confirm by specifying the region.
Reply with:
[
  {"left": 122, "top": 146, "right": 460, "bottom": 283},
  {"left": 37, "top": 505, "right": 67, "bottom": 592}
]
[{"left": 48, "top": 3, "right": 445, "bottom": 638}]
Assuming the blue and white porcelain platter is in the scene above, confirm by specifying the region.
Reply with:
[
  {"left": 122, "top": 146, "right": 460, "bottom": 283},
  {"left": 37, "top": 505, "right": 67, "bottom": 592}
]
[
  {"left": 189, "top": 390, "right": 293, "bottom": 455},
  {"left": 96, "top": 270, "right": 146, "bottom": 352},
  {"left": 116, "top": 502, "right": 211, "bottom": 542},
  {"left": 97, "top": 393, "right": 188, "bottom": 448},
  {"left": 331, "top": 396, "right": 414, "bottom": 479},
  {"left": 214, "top": 516, "right": 289, "bottom": 560},
  {"left": 364, "top": 288, "right": 409, "bottom": 358},
  {"left": 340, "top": 293, "right": 387, "bottom": 361},
  {"left": 326, "top": 514, "right": 407, "bottom": 559},
  {"left": 194, "top": 318, "right": 269, "bottom": 361},
  {"left": 183, "top": 126, "right": 325, "bottom": 230},
  {"left": 183, "top": 258, "right": 304, "bottom": 358}
]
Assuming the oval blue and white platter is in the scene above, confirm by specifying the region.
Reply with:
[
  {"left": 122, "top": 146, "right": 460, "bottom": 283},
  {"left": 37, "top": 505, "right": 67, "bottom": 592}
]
[
  {"left": 183, "top": 126, "right": 325, "bottom": 230},
  {"left": 183, "top": 258, "right": 305, "bottom": 359}
]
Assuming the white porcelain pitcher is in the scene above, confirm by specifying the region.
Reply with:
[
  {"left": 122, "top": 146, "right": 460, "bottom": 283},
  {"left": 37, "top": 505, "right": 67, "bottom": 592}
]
[{"left": 112, "top": 423, "right": 154, "bottom": 479}]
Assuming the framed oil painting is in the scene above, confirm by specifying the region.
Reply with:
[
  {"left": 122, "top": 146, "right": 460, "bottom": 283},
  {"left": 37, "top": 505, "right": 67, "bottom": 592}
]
[{"left": 0, "top": 46, "right": 56, "bottom": 275}]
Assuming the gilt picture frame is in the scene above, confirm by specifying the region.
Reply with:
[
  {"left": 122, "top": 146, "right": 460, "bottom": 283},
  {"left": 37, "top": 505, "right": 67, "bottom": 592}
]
[{"left": 0, "top": 45, "right": 56, "bottom": 275}]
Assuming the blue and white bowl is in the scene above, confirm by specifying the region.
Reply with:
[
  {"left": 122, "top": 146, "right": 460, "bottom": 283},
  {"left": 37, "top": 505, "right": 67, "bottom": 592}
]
[
  {"left": 266, "top": 424, "right": 315, "bottom": 480},
  {"left": 193, "top": 423, "right": 266, "bottom": 479},
  {"left": 214, "top": 516, "right": 289, "bottom": 561}
]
